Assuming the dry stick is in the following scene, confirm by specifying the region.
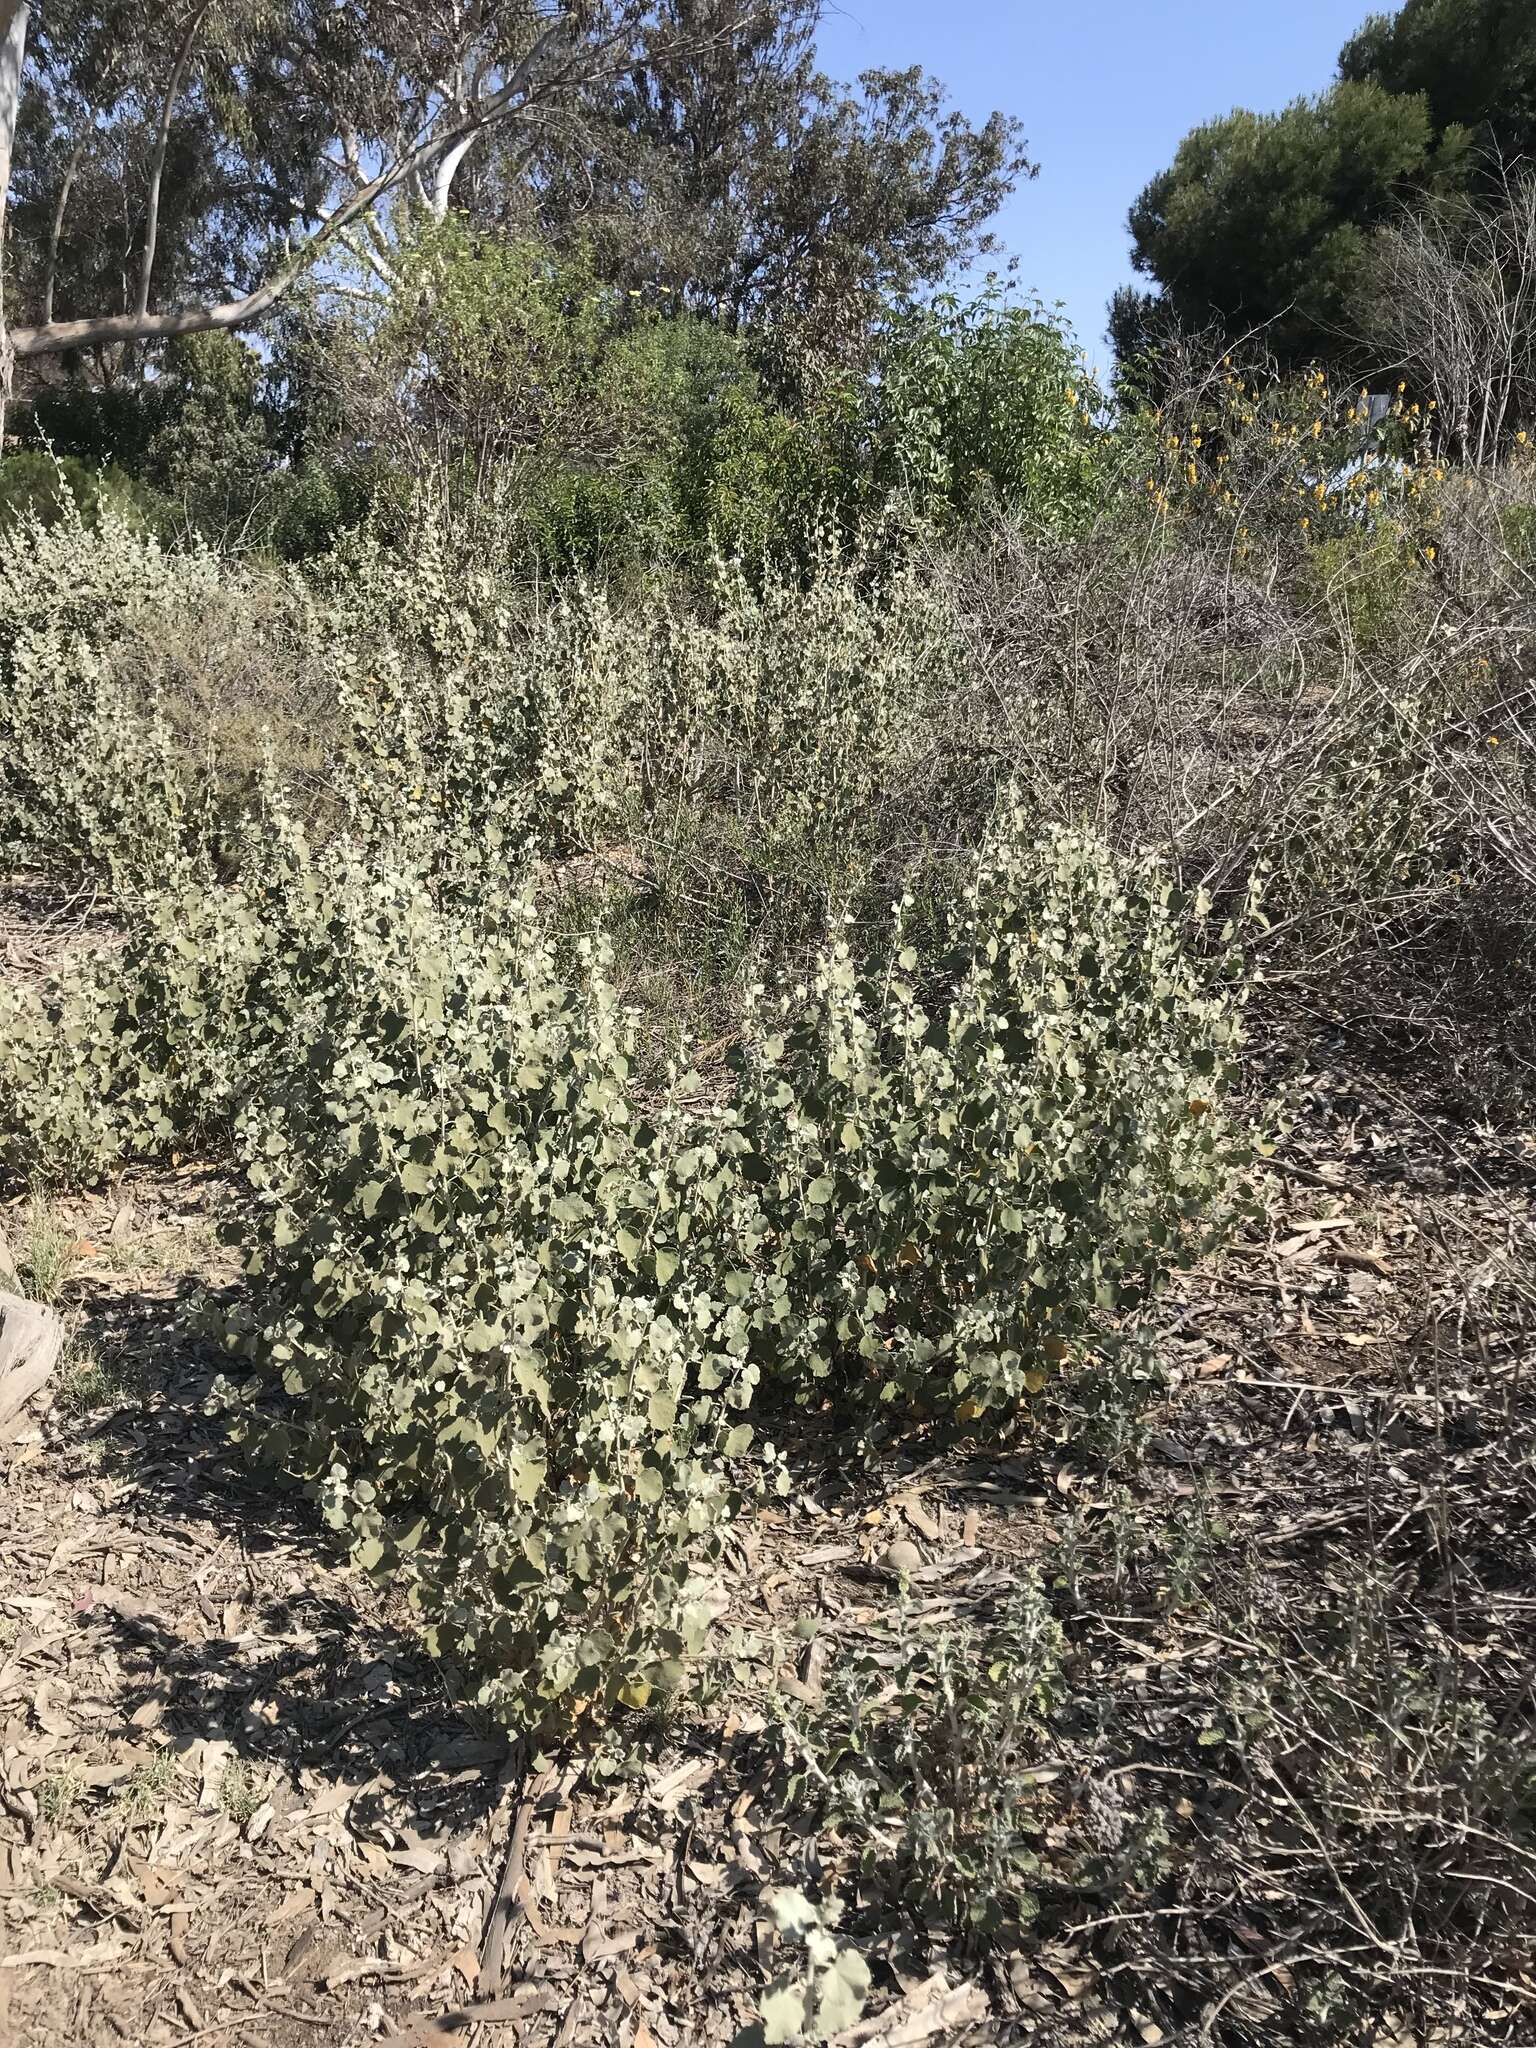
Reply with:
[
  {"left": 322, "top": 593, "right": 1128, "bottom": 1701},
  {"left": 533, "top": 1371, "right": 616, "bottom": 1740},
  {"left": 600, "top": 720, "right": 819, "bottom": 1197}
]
[
  {"left": 478, "top": 1756, "right": 557, "bottom": 1996},
  {"left": 163, "top": 2005, "right": 333, "bottom": 2043},
  {"left": 1270, "top": 1155, "right": 1357, "bottom": 1193},
  {"left": 1196, "top": 1949, "right": 1309, "bottom": 2045}
]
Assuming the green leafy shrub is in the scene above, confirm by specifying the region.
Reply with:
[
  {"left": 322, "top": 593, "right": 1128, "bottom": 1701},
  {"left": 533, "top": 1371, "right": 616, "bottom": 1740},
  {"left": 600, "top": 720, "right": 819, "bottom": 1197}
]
[
  {"left": 302, "top": 232, "right": 1119, "bottom": 573},
  {"left": 1302, "top": 529, "right": 1414, "bottom": 651},
  {"left": 773, "top": 1581, "right": 1064, "bottom": 1940},
  {"left": 739, "top": 811, "right": 1250, "bottom": 1430},
  {"left": 0, "top": 509, "right": 215, "bottom": 895},
  {"left": 674, "top": 378, "right": 813, "bottom": 563},
  {"left": 23, "top": 334, "right": 277, "bottom": 545},
  {"left": 0, "top": 814, "right": 349, "bottom": 1185},
  {"left": 26, "top": 801, "right": 1247, "bottom": 1742},
  {"left": 0, "top": 505, "right": 628, "bottom": 917},
  {"left": 620, "top": 536, "right": 953, "bottom": 965},
  {"left": 1500, "top": 499, "right": 1536, "bottom": 570},
  {"left": 1246, "top": 682, "right": 1446, "bottom": 947},
  {"left": 318, "top": 221, "right": 813, "bottom": 573},
  {"left": 739, "top": 1890, "right": 871, "bottom": 2046},
  {"left": 0, "top": 937, "right": 198, "bottom": 1186},
  {"left": 0, "top": 451, "right": 170, "bottom": 537},
  {"left": 319, "top": 576, "right": 624, "bottom": 903},
  {"left": 266, "top": 461, "right": 382, "bottom": 560},
  {"left": 0, "top": 708, "right": 603, "bottom": 1191},
  {"left": 216, "top": 903, "right": 780, "bottom": 1734},
  {"left": 866, "top": 286, "right": 1104, "bottom": 533},
  {"left": 134, "top": 333, "right": 275, "bottom": 542}
]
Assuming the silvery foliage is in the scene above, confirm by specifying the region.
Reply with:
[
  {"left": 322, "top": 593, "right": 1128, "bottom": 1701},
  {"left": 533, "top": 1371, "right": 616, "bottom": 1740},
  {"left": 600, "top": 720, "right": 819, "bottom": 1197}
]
[
  {"left": 738, "top": 810, "right": 1250, "bottom": 1431},
  {"left": 0, "top": 516, "right": 1250, "bottom": 1735},
  {"left": 217, "top": 895, "right": 783, "bottom": 1733},
  {"left": 738, "top": 1890, "right": 870, "bottom": 2046}
]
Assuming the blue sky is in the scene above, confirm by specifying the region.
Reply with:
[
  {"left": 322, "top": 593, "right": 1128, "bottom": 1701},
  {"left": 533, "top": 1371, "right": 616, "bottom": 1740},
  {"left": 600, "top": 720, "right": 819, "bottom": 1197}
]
[{"left": 817, "top": 0, "right": 1373, "bottom": 369}]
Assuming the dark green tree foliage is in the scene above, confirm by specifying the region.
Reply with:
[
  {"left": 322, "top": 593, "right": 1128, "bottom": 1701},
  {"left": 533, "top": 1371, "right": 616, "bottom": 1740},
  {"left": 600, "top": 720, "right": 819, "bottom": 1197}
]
[
  {"left": 1117, "top": 0, "right": 1536, "bottom": 373},
  {"left": 1106, "top": 285, "right": 1183, "bottom": 400},
  {"left": 24, "top": 332, "right": 274, "bottom": 537},
  {"left": 485, "top": 0, "right": 1032, "bottom": 352},
  {"left": 1122, "top": 81, "right": 1456, "bottom": 370},
  {"left": 0, "top": 448, "right": 167, "bottom": 532},
  {"left": 26, "top": 381, "right": 162, "bottom": 472},
  {"left": 1340, "top": 0, "right": 1536, "bottom": 167},
  {"left": 138, "top": 332, "right": 275, "bottom": 536}
]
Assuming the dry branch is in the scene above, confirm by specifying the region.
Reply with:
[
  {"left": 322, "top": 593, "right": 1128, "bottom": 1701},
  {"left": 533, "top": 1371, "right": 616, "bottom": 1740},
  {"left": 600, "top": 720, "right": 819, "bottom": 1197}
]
[{"left": 0, "top": 1286, "right": 63, "bottom": 1435}]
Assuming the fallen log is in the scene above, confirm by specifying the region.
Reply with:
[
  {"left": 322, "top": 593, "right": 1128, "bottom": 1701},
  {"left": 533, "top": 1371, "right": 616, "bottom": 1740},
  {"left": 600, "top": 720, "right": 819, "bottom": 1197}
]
[{"left": 0, "top": 1288, "right": 64, "bottom": 1437}]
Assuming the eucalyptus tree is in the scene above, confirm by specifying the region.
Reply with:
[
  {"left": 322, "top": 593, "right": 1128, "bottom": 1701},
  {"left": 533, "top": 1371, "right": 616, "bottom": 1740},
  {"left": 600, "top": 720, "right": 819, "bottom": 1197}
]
[
  {"left": 0, "top": 0, "right": 653, "bottom": 373},
  {"left": 486, "top": 0, "right": 1031, "bottom": 348}
]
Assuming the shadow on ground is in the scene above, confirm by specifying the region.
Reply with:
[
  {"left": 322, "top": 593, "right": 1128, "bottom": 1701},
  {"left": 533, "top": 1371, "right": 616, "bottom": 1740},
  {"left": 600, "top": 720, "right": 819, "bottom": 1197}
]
[{"left": 49, "top": 1240, "right": 514, "bottom": 1842}]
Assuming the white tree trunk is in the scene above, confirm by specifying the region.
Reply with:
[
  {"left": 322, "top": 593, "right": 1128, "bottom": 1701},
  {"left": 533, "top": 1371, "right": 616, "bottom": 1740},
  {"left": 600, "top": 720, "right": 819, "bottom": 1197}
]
[
  {"left": 0, "top": 0, "right": 32, "bottom": 437},
  {"left": 137, "top": 2, "right": 213, "bottom": 320},
  {"left": 0, "top": 1, "right": 25, "bottom": 237},
  {"left": 0, "top": 7, "right": 626, "bottom": 366},
  {"left": 431, "top": 130, "right": 482, "bottom": 218}
]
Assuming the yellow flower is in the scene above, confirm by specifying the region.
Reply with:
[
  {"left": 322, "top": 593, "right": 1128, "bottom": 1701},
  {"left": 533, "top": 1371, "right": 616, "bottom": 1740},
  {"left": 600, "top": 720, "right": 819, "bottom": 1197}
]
[
  {"left": 1519, "top": 431, "right": 1529, "bottom": 446},
  {"left": 1488, "top": 733, "right": 1499, "bottom": 745},
  {"left": 1424, "top": 545, "right": 1436, "bottom": 561}
]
